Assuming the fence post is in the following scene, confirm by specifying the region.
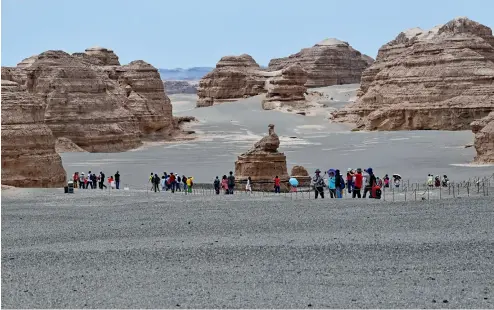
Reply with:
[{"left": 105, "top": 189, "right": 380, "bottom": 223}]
[
  {"left": 457, "top": 184, "right": 460, "bottom": 197},
  {"left": 392, "top": 186, "right": 394, "bottom": 202},
  {"left": 427, "top": 187, "right": 430, "bottom": 200},
  {"left": 414, "top": 189, "right": 417, "bottom": 201},
  {"left": 440, "top": 186, "right": 442, "bottom": 200}
]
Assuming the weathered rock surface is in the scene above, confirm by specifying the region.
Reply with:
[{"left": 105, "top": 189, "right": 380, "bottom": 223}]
[
  {"left": 471, "top": 112, "right": 494, "bottom": 163},
  {"left": 164, "top": 80, "right": 198, "bottom": 94},
  {"left": 115, "top": 60, "right": 175, "bottom": 140},
  {"left": 268, "top": 38, "right": 373, "bottom": 87},
  {"left": 334, "top": 17, "right": 494, "bottom": 131},
  {"left": 2, "top": 47, "right": 185, "bottom": 153},
  {"left": 18, "top": 50, "right": 142, "bottom": 152},
  {"left": 290, "top": 165, "right": 311, "bottom": 187},
  {"left": 262, "top": 64, "right": 308, "bottom": 110},
  {"left": 1, "top": 79, "right": 66, "bottom": 187},
  {"left": 196, "top": 54, "right": 266, "bottom": 107},
  {"left": 235, "top": 124, "right": 289, "bottom": 191}
]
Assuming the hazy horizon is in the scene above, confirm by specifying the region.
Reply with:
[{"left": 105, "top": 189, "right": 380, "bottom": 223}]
[{"left": 2, "top": 0, "right": 493, "bottom": 68}]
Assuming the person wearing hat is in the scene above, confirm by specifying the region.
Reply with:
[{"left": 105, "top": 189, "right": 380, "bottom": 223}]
[
  {"left": 346, "top": 168, "right": 354, "bottom": 194},
  {"left": 352, "top": 168, "right": 363, "bottom": 198},
  {"left": 312, "top": 169, "right": 325, "bottom": 199}
]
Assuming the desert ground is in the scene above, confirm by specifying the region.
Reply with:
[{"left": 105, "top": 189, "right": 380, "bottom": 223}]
[{"left": 2, "top": 188, "right": 493, "bottom": 308}]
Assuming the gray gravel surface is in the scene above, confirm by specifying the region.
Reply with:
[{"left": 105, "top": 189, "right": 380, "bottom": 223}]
[{"left": 2, "top": 189, "right": 494, "bottom": 308}]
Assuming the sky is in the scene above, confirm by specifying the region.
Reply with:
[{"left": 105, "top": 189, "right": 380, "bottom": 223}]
[{"left": 1, "top": 0, "right": 493, "bottom": 68}]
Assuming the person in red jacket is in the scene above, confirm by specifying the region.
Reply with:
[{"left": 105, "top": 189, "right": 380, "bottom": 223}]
[
  {"left": 352, "top": 168, "right": 363, "bottom": 198},
  {"left": 273, "top": 176, "right": 281, "bottom": 193}
]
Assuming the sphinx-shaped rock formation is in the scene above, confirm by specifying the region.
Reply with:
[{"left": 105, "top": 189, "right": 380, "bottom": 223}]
[
  {"left": 262, "top": 64, "right": 308, "bottom": 110},
  {"left": 235, "top": 124, "right": 289, "bottom": 191},
  {"left": 471, "top": 112, "right": 494, "bottom": 163},
  {"left": 1, "top": 79, "right": 66, "bottom": 187},
  {"left": 268, "top": 38, "right": 373, "bottom": 87},
  {"left": 334, "top": 17, "right": 494, "bottom": 131},
  {"left": 196, "top": 54, "right": 266, "bottom": 107},
  {"left": 2, "top": 47, "right": 182, "bottom": 153}
]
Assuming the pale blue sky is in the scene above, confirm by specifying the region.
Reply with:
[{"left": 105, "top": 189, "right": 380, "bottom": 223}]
[{"left": 2, "top": 0, "right": 492, "bottom": 68}]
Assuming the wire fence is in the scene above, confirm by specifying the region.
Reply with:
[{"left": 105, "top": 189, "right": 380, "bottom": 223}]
[{"left": 92, "top": 173, "right": 494, "bottom": 202}]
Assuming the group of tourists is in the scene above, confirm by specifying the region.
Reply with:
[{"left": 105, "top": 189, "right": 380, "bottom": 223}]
[
  {"left": 427, "top": 174, "right": 450, "bottom": 188},
  {"left": 72, "top": 171, "right": 120, "bottom": 190},
  {"left": 213, "top": 172, "right": 237, "bottom": 194},
  {"left": 149, "top": 172, "right": 194, "bottom": 193}
]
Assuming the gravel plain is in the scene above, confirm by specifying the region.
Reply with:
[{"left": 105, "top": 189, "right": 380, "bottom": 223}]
[{"left": 2, "top": 189, "right": 494, "bottom": 308}]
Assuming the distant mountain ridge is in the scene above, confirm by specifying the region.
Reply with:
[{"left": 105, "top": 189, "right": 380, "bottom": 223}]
[{"left": 158, "top": 67, "right": 213, "bottom": 81}]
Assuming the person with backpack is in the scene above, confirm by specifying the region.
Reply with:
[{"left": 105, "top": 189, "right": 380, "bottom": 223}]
[
  {"left": 227, "top": 171, "right": 235, "bottom": 195},
  {"left": 214, "top": 176, "right": 221, "bottom": 195},
  {"left": 352, "top": 168, "right": 363, "bottom": 198},
  {"left": 313, "top": 169, "right": 325, "bottom": 199},
  {"left": 363, "top": 168, "right": 376, "bottom": 198},
  {"left": 92, "top": 173, "right": 98, "bottom": 189},
  {"left": 99, "top": 171, "right": 107, "bottom": 189},
  {"left": 335, "top": 169, "right": 345, "bottom": 198},
  {"left": 273, "top": 175, "right": 281, "bottom": 193},
  {"left": 182, "top": 175, "right": 187, "bottom": 191},
  {"left": 152, "top": 174, "right": 160, "bottom": 192}
]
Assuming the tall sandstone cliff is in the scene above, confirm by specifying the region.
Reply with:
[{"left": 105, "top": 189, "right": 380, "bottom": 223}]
[
  {"left": 268, "top": 38, "right": 373, "bottom": 87},
  {"left": 1, "top": 47, "right": 178, "bottom": 153},
  {"left": 333, "top": 17, "right": 494, "bottom": 131},
  {"left": 1, "top": 79, "right": 66, "bottom": 187}
]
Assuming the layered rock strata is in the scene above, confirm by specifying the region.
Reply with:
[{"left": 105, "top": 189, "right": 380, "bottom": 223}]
[
  {"left": 20, "top": 50, "right": 141, "bottom": 152},
  {"left": 471, "top": 112, "right": 494, "bottom": 163},
  {"left": 196, "top": 54, "right": 266, "bottom": 107},
  {"left": 1, "top": 79, "right": 66, "bottom": 187},
  {"left": 262, "top": 64, "right": 308, "bottom": 110},
  {"left": 334, "top": 17, "right": 494, "bottom": 131},
  {"left": 235, "top": 124, "right": 289, "bottom": 191},
  {"left": 2, "top": 47, "right": 181, "bottom": 153},
  {"left": 268, "top": 38, "right": 373, "bottom": 87},
  {"left": 115, "top": 60, "right": 175, "bottom": 140}
]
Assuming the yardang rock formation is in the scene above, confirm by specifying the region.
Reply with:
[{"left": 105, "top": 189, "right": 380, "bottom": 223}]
[
  {"left": 268, "top": 38, "right": 373, "bottom": 87},
  {"left": 197, "top": 39, "right": 371, "bottom": 107},
  {"left": 1, "top": 79, "right": 66, "bottom": 187},
  {"left": 2, "top": 47, "right": 183, "bottom": 153},
  {"left": 262, "top": 64, "right": 308, "bottom": 110},
  {"left": 235, "top": 124, "right": 289, "bottom": 191},
  {"left": 196, "top": 54, "right": 266, "bottom": 107},
  {"left": 333, "top": 17, "right": 494, "bottom": 131}
]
